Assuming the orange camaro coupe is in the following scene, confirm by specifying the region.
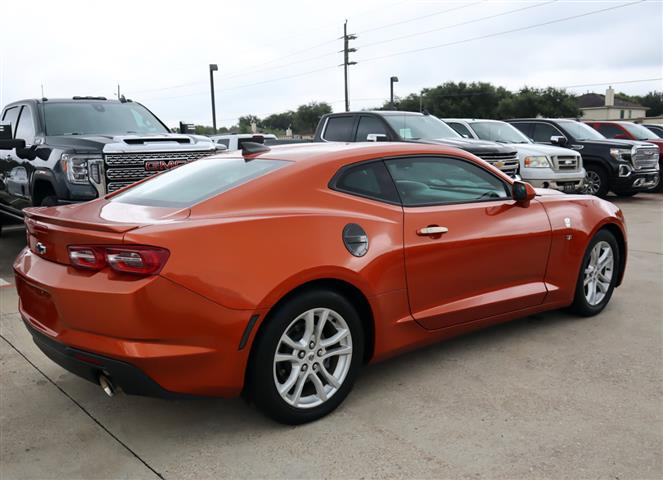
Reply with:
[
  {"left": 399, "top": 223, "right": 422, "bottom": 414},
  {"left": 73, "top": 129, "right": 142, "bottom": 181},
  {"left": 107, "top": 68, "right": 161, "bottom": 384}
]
[{"left": 14, "top": 142, "right": 626, "bottom": 424}]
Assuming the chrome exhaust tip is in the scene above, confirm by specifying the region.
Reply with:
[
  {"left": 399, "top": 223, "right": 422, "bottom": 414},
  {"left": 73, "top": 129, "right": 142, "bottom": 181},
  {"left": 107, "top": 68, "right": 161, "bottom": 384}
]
[{"left": 99, "top": 374, "right": 115, "bottom": 397}]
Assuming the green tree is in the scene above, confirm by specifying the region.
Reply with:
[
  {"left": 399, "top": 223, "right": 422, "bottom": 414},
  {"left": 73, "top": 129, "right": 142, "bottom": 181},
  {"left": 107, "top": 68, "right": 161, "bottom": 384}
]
[
  {"left": 238, "top": 115, "right": 262, "bottom": 134},
  {"left": 291, "top": 102, "right": 332, "bottom": 134},
  {"left": 263, "top": 111, "right": 294, "bottom": 131},
  {"left": 496, "top": 87, "right": 580, "bottom": 119},
  {"left": 616, "top": 91, "right": 663, "bottom": 117}
]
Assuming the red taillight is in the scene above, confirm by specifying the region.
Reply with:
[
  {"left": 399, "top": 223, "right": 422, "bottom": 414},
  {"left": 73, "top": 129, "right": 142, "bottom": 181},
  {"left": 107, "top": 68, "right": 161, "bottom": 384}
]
[
  {"left": 67, "top": 245, "right": 169, "bottom": 275},
  {"left": 105, "top": 247, "right": 170, "bottom": 275},
  {"left": 68, "top": 246, "right": 106, "bottom": 270}
]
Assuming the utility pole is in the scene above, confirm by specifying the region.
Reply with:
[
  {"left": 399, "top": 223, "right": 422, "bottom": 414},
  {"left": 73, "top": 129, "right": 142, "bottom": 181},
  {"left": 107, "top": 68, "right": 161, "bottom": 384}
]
[
  {"left": 117, "top": 84, "right": 121, "bottom": 99},
  {"left": 209, "top": 64, "right": 218, "bottom": 133},
  {"left": 41, "top": 83, "right": 44, "bottom": 98},
  {"left": 341, "top": 20, "right": 357, "bottom": 112},
  {"left": 390, "top": 76, "right": 399, "bottom": 109}
]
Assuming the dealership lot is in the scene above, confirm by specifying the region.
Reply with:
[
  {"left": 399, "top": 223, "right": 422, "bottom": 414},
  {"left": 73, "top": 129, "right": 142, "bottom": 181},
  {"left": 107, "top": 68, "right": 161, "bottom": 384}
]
[{"left": 1, "top": 194, "right": 661, "bottom": 479}]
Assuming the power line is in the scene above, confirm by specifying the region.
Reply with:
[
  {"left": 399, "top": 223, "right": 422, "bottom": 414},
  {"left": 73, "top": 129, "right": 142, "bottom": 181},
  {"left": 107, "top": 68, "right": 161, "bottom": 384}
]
[
  {"left": 356, "top": 0, "right": 485, "bottom": 34},
  {"left": 562, "top": 77, "right": 663, "bottom": 89},
  {"left": 357, "top": 0, "right": 557, "bottom": 50},
  {"left": 359, "top": 0, "right": 646, "bottom": 64}
]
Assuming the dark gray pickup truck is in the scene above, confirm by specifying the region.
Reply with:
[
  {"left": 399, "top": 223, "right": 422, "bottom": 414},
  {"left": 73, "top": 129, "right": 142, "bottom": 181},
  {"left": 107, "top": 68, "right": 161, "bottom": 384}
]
[
  {"left": 0, "top": 97, "right": 216, "bottom": 226},
  {"left": 310, "top": 111, "right": 520, "bottom": 178}
]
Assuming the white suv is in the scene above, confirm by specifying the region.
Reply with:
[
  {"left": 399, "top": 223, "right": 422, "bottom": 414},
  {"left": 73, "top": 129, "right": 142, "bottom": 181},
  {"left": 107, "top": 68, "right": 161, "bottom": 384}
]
[
  {"left": 210, "top": 133, "right": 277, "bottom": 151},
  {"left": 445, "top": 119, "right": 586, "bottom": 193}
]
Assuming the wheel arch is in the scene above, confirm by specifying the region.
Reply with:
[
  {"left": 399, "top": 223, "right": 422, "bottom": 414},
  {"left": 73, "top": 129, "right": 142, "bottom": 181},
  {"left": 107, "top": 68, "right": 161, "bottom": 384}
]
[{"left": 596, "top": 222, "right": 627, "bottom": 287}]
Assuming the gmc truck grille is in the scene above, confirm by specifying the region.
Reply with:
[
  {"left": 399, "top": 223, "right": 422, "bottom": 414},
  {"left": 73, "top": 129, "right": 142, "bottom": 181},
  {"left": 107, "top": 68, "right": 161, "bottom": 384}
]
[
  {"left": 104, "top": 150, "right": 214, "bottom": 192},
  {"left": 632, "top": 147, "right": 659, "bottom": 170},
  {"left": 552, "top": 155, "right": 579, "bottom": 171},
  {"left": 477, "top": 152, "right": 519, "bottom": 177}
]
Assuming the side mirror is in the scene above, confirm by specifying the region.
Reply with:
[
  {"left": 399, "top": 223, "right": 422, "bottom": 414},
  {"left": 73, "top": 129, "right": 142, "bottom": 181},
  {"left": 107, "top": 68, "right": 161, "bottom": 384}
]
[
  {"left": 550, "top": 135, "right": 568, "bottom": 146},
  {"left": 0, "top": 139, "right": 26, "bottom": 150},
  {"left": 215, "top": 144, "right": 228, "bottom": 152},
  {"left": 366, "top": 133, "right": 389, "bottom": 142},
  {"left": 513, "top": 181, "right": 536, "bottom": 203}
]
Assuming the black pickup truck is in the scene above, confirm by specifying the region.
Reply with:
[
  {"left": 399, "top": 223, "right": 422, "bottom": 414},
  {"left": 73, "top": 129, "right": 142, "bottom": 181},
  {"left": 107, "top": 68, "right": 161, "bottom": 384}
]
[
  {"left": 312, "top": 111, "right": 520, "bottom": 178},
  {"left": 508, "top": 118, "right": 659, "bottom": 197},
  {"left": 0, "top": 97, "right": 216, "bottom": 226}
]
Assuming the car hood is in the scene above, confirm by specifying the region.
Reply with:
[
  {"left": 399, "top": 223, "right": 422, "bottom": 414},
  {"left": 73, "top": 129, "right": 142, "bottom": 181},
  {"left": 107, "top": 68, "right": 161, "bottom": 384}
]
[
  {"left": 575, "top": 138, "right": 655, "bottom": 149},
  {"left": 415, "top": 137, "right": 516, "bottom": 155},
  {"left": 44, "top": 133, "right": 216, "bottom": 153},
  {"left": 503, "top": 143, "right": 579, "bottom": 157}
]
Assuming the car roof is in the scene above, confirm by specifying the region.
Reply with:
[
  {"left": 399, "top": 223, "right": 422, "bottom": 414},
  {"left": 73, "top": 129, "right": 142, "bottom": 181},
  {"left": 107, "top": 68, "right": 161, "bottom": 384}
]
[
  {"left": 508, "top": 118, "right": 579, "bottom": 122},
  {"left": 241, "top": 141, "right": 478, "bottom": 167},
  {"left": 335, "top": 110, "right": 424, "bottom": 117},
  {"left": 444, "top": 118, "right": 505, "bottom": 123}
]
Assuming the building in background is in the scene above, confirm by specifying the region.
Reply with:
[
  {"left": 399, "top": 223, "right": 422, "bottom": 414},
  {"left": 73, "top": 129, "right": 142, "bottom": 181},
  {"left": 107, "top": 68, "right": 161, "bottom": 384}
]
[{"left": 578, "top": 87, "right": 649, "bottom": 121}]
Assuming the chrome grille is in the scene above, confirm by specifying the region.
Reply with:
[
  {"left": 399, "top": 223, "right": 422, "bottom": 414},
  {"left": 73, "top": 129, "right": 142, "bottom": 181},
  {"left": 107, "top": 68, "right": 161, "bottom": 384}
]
[
  {"left": 104, "top": 150, "right": 214, "bottom": 193},
  {"left": 632, "top": 147, "right": 659, "bottom": 170},
  {"left": 478, "top": 152, "right": 519, "bottom": 177},
  {"left": 552, "top": 155, "right": 579, "bottom": 171}
]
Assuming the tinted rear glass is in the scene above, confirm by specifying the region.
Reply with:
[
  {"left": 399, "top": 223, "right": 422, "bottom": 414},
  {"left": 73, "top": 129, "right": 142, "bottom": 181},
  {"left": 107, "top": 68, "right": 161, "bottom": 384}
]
[
  {"left": 323, "top": 116, "right": 355, "bottom": 141},
  {"left": 111, "top": 158, "right": 288, "bottom": 208}
]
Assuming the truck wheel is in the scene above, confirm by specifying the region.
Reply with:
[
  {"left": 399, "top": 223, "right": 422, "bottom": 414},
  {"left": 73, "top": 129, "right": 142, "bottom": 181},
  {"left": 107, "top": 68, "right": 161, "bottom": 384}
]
[
  {"left": 249, "top": 289, "right": 364, "bottom": 425},
  {"left": 582, "top": 165, "right": 609, "bottom": 197},
  {"left": 570, "top": 229, "right": 620, "bottom": 317},
  {"left": 614, "top": 191, "right": 637, "bottom": 197}
]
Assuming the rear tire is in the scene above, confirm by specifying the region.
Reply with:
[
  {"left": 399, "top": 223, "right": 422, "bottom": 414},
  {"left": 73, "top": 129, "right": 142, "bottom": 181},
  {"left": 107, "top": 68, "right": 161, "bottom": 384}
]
[
  {"left": 582, "top": 164, "right": 609, "bottom": 198},
  {"left": 249, "top": 289, "right": 364, "bottom": 425},
  {"left": 570, "top": 229, "right": 620, "bottom": 317}
]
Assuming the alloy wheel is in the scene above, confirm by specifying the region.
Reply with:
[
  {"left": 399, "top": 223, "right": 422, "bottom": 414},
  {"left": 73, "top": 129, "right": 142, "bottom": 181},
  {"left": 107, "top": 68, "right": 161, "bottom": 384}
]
[
  {"left": 583, "top": 170, "right": 602, "bottom": 195},
  {"left": 273, "top": 308, "right": 353, "bottom": 409},
  {"left": 583, "top": 240, "right": 614, "bottom": 306}
]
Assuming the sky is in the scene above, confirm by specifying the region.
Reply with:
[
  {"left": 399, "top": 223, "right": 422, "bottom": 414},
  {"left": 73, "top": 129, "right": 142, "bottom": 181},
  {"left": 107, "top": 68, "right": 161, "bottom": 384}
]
[{"left": 1, "top": 0, "right": 661, "bottom": 128}]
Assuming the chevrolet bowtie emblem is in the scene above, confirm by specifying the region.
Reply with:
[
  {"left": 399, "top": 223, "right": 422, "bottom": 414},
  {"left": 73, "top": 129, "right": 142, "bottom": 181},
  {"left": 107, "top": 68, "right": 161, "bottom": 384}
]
[{"left": 35, "top": 242, "right": 47, "bottom": 255}]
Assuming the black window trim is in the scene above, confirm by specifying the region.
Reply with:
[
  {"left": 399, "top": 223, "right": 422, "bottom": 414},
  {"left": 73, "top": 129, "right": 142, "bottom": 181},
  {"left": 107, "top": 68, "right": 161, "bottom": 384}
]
[
  {"left": 320, "top": 115, "right": 359, "bottom": 142},
  {"left": 329, "top": 154, "right": 513, "bottom": 208}
]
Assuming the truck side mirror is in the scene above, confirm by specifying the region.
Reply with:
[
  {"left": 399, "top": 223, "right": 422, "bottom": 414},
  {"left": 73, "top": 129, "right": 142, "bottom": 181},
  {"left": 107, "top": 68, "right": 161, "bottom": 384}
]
[
  {"left": 550, "top": 135, "right": 567, "bottom": 146},
  {"left": 0, "top": 139, "right": 26, "bottom": 150},
  {"left": 366, "top": 133, "right": 388, "bottom": 142}
]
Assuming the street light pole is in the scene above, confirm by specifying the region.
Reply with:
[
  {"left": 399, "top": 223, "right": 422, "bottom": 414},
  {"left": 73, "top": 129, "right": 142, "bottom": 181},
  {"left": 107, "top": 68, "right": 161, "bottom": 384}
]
[
  {"left": 209, "top": 64, "right": 218, "bottom": 133},
  {"left": 390, "top": 76, "right": 399, "bottom": 109}
]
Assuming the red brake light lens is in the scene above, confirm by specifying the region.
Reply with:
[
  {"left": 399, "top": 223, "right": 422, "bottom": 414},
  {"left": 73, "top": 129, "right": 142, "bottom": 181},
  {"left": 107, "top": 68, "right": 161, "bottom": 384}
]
[
  {"left": 67, "top": 245, "right": 169, "bottom": 275},
  {"left": 68, "top": 246, "right": 106, "bottom": 270},
  {"left": 105, "top": 247, "right": 170, "bottom": 275}
]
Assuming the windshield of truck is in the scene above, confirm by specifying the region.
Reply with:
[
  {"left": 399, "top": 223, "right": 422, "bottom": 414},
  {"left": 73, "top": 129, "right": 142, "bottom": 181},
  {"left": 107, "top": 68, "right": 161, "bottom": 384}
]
[
  {"left": 383, "top": 114, "right": 461, "bottom": 140},
  {"left": 621, "top": 123, "right": 659, "bottom": 140},
  {"left": 471, "top": 121, "right": 531, "bottom": 144},
  {"left": 557, "top": 120, "right": 605, "bottom": 141},
  {"left": 43, "top": 102, "right": 169, "bottom": 136}
]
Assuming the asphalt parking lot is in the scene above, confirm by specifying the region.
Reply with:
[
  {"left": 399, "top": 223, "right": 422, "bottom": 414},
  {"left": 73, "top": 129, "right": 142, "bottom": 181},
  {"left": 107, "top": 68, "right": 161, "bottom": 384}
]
[{"left": 1, "top": 194, "right": 661, "bottom": 480}]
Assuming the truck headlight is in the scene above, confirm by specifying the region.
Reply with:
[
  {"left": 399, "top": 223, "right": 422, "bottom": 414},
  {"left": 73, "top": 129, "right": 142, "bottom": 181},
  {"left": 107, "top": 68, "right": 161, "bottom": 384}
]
[
  {"left": 523, "top": 155, "right": 551, "bottom": 168},
  {"left": 609, "top": 148, "right": 632, "bottom": 161},
  {"left": 61, "top": 154, "right": 102, "bottom": 185}
]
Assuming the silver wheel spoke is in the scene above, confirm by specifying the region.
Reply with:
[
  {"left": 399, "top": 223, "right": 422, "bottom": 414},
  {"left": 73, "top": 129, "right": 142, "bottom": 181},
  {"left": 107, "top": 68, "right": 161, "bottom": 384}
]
[
  {"left": 281, "top": 334, "right": 301, "bottom": 350},
  {"left": 291, "top": 371, "right": 308, "bottom": 405},
  {"left": 320, "top": 364, "right": 341, "bottom": 388},
  {"left": 583, "top": 241, "right": 614, "bottom": 306},
  {"left": 278, "top": 368, "right": 299, "bottom": 395},
  {"left": 309, "top": 372, "right": 328, "bottom": 402},
  {"left": 320, "top": 328, "right": 349, "bottom": 347},
  {"left": 322, "top": 345, "right": 352, "bottom": 360},
  {"left": 302, "top": 311, "right": 315, "bottom": 344},
  {"left": 315, "top": 309, "right": 330, "bottom": 340},
  {"left": 275, "top": 352, "right": 299, "bottom": 363}
]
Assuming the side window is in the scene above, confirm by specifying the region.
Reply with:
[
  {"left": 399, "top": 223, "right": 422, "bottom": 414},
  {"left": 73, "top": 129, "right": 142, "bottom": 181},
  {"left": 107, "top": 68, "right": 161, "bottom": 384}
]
[
  {"left": 216, "top": 139, "right": 230, "bottom": 147},
  {"left": 448, "top": 122, "right": 473, "bottom": 138},
  {"left": 531, "top": 123, "right": 563, "bottom": 143},
  {"left": 323, "top": 116, "right": 355, "bottom": 142},
  {"left": 15, "top": 106, "right": 36, "bottom": 143},
  {"left": 333, "top": 161, "right": 400, "bottom": 203},
  {"left": 355, "top": 116, "right": 389, "bottom": 141},
  {"left": 2, "top": 107, "right": 20, "bottom": 136},
  {"left": 595, "top": 124, "right": 624, "bottom": 138},
  {"left": 384, "top": 156, "right": 509, "bottom": 206},
  {"left": 510, "top": 122, "right": 531, "bottom": 138}
]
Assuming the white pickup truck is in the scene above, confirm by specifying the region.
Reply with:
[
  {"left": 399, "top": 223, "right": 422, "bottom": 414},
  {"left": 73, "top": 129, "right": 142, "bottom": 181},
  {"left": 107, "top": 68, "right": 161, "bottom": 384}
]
[{"left": 445, "top": 118, "right": 586, "bottom": 193}]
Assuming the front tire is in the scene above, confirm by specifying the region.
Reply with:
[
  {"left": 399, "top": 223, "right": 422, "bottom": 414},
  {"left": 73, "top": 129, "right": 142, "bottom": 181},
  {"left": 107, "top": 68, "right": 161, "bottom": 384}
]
[
  {"left": 249, "top": 289, "right": 364, "bottom": 425},
  {"left": 570, "top": 229, "right": 620, "bottom": 316},
  {"left": 582, "top": 164, "right": 609, "bottom": 198}
]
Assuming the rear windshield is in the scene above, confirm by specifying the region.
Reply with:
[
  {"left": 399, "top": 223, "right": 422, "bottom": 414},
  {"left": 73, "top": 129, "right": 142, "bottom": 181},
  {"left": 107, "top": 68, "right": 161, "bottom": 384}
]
[{"left": 111, "top": 157, "right": 288, "bottom": 208}]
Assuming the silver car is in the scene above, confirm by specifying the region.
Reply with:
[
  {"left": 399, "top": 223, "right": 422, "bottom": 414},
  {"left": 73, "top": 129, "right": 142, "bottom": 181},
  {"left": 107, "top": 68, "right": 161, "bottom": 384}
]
[{"left": 445, "top": 119, "right": 586, "bottom": 193}]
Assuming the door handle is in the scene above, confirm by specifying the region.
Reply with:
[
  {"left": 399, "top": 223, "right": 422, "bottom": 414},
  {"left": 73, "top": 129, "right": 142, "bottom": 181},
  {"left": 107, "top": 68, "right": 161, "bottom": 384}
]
[{"left": 417, "top": 226, "right": 448, "bottom": 236}]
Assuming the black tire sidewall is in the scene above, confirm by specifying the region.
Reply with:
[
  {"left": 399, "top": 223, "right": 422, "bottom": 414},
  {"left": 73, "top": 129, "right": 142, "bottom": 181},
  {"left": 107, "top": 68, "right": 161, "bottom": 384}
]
[
  {"left": 249, "top": 289, "right": 364, "bottom": 425},
  {"left": 572, "top": 229, "right": 620, "bottom": 316}
]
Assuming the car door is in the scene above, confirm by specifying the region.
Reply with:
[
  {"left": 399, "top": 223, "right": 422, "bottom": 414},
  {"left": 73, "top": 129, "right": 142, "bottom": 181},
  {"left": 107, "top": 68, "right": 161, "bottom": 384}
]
[
  {"left": 385, "top": 155, "right": 552, "bottom": 330},
  {"left": 4, "top": 105, "right": 36, "bottom": 209},
  {"left": 355, "top": 115, "right": 392, "bottom": 141}
]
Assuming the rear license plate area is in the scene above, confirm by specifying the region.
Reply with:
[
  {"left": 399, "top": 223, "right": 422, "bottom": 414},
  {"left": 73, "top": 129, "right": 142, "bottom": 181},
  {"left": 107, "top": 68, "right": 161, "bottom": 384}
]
[{"left": 15, "top": 276, "right": 60, "bottom": 333}]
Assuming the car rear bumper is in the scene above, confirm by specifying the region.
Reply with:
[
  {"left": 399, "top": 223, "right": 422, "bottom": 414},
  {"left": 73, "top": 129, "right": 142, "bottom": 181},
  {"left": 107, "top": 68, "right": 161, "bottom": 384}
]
[{"left": 13, "top": 247, "right": 260, "bottom": 397}]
